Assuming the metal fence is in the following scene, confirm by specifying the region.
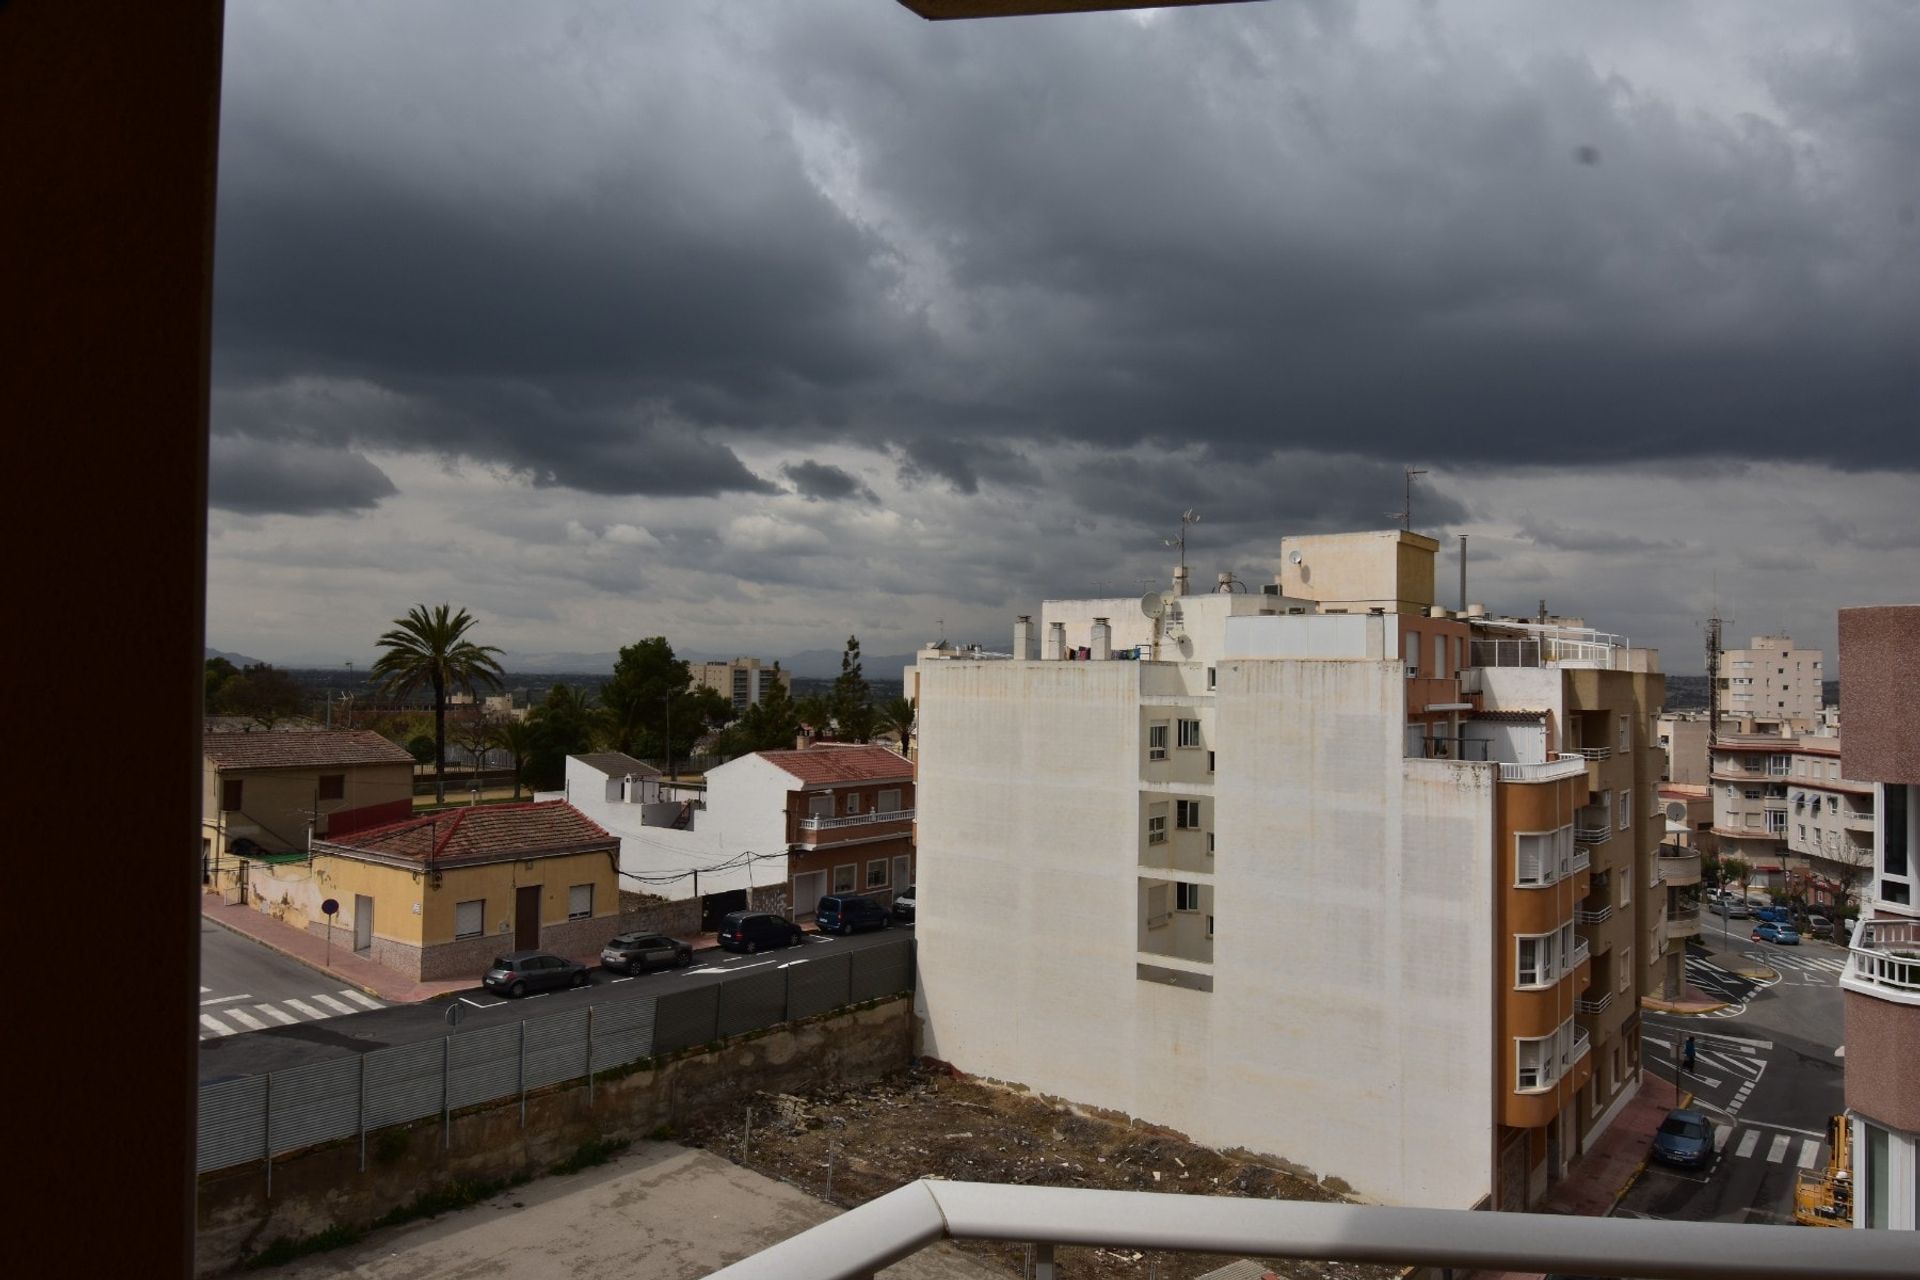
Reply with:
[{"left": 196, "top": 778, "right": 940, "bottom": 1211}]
[{"left": 198, "top": 937, "right": 915, "bottom": 1176}]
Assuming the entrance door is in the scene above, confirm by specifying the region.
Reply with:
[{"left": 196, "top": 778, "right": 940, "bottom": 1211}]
[
  {"left": 891, "top": 855, "right": 912, "bottom": 896},
  {"left": 353, "top": 894, "right": 373, "bottom": 952},
  {"left": 792, "top": 870, "right": 827, "bottom": 922},
  {"left": 515, "top": 884, "right": 541, "bottom": 950}
]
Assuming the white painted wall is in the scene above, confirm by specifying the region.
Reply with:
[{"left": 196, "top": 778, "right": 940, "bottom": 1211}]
[{"left": 915, "top": 649, "right": 1496, "bottom": 1208}]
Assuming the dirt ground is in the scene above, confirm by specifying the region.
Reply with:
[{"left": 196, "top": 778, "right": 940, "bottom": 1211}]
[{"left": 684, "top": 1065, "right": 1407, "bottom": 1280}]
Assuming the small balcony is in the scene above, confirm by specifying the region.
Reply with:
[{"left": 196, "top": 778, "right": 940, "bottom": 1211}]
[
  {"left": 1842, "top": 918, "right": 1920, "bottom": 1003},
  {"left": 1665, "top": 905, "right": 1702, "bottom": 939},
  {"left": 1573, "top": 746, "right": 1612, "bottom": 761},
  {"left": 1573, "top": 937, "right": 1591, "bottom": 969},
  {"left": 1656, "top": 848, "right": 1702, "bottom": 886},
  {"left": 1577, "top": 990, "right": 1614, "bottom": 1016},
  {"left": 794, "top": 808, "right": 914, "bottom": 846},
  {"left": 1576, "top": 902, "right": 1613, "bottom": 926},
  {"left": 1574, "top": 824, "right": 1611, "bottom": 845},
  {"left": 1571, "top": 844, "right": 1591, "bottom": 873},
  {"left": 1571, "top": 1024, "right": 1592, "bottom": 1061},
  {"left": 1498, "top": 754, "right": 1587, "bottom": 784}
]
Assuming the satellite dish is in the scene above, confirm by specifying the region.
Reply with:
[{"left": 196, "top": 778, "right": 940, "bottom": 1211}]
[
  {"left": 1288, "top": 550, "right": 1304, "bottom": 565},
  {"left": 1140, "top": 592, "right": 1166, "bottom": 619},
  {"left": 1665, "top": 801, "right": 1688, "bottom": 822}
]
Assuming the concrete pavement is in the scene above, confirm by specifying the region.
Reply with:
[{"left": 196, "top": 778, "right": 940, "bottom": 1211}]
[{"left": 259, "top": 1140, "right": 1010, "bottom": 1280}]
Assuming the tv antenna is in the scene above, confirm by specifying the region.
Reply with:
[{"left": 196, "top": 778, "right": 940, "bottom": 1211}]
[
  {"left": 1164, "top": 509, "right": 1200, "bottom": 568},
  {"left": 1395, "top": 468, "right": 1428, "bottom": 531}
]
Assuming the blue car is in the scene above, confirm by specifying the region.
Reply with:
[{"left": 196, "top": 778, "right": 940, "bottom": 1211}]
[
  {"left": 1751, "top": 922, "right": 1801, "bottom": 945},
  {"left": 1651, "top": 1108, "right": 1715, "bottom": 1168}
]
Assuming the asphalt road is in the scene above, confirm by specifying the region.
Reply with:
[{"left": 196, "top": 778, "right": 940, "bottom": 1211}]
[
  {"left": 199, "top": 920, "right": 386, "bottom": 1040},
  {"left": 1621, "top": 936, "right": 1849, "bottom": 1226},
  {"left": 197, "top": 925, "right": 911, "bottom": 1082}
]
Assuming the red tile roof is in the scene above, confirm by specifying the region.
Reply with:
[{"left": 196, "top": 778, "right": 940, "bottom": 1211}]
[
  {"left": 320, "top": 802, "right": 615, "bottom": 864},
  {"left": 203, "top": 728, "right": 415, "bottom": 771},
  {"left": 756, "top": 743, "right": 912, "bottom": 786}
]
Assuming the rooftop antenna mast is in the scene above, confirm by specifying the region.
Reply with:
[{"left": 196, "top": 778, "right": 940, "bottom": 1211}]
[
  {"left": 1399, "top": 468, "right": 1428, "bottom": 532},
  {"left": 1705, "top": 575, "right": 1730, "bottom": 749},
  {"left": 1165, "top": 509, "right": 1200, "bottom": 597}
]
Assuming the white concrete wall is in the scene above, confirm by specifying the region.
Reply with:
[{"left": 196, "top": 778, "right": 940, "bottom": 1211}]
[
  {"left": 698, "top": 754, "right": 799, "bottom": 896},
  {"left": 915, "top": 652, "right": 1496, "bottom": 1209}
]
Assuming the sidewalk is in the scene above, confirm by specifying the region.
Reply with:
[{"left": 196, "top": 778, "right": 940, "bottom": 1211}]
[
  {"left": 1470, "top": 1068, "right": 1679, "bottom": 1280},
  {"left": 201, "top": 892, "right": 721, "bottom": 1005}
]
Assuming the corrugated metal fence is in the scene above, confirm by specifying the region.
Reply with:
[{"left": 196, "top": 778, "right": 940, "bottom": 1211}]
[{"left": 198, "top": 937, "right": 914, "bottom": 1176}]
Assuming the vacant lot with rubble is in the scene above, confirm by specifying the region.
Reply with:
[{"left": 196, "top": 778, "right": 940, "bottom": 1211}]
[{"left": 684, "top": 1065, "right": 1406, "bottom": 1280}]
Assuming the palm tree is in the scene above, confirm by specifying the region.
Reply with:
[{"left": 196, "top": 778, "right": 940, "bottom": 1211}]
[
  {"left": 881, "top": 695, "right": 915, "bottom": 749},
  {"left": 371, "top": 604, "right": 506, "bottom": 803},
  {"left": 494, "top": 717, "right": 535, "bottom": 800}
]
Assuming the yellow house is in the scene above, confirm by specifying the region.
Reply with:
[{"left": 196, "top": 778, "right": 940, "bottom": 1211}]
[
  {"left": 306, "top": 802, "right": 621, "bottom": 981},
  {"left": 202, "top": 728, "right": 415, "bottom": 885}
]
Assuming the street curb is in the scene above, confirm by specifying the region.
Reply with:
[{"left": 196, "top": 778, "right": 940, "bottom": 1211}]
[{"left": 201, "top": 905, "right": 389, "bottom": 1003}]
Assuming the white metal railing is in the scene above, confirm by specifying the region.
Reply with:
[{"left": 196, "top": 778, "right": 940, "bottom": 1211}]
[
  {"left": 1498, "top": 754, "right": 1587, "bottom": 783},
  {"left": 1577, "top": 904, "right": 1613, "bottom": 925},
  {"left": 1571, "top": 845, "right": 1591, "bottom": 872},
  {"left": 1575, "top": 746, "right": 1612, "bottom": 761},
  {"left": 1571, "top": 1025, "right": 1592, "bottom": 1062},
  {"left": 1573, "top": 938, "right": 1591, "bottom": 968},
  {"left": 1578, "top": 990, "right": 1613, "bottom": 1015},
  {"left": 1575, "top": 824, "right": 1611, "bottom": 844},
  {"left": 1843, "top": 918, "right": 1920, "bottom": 1000},
  {"left": 798, "top": 808, "right": 914, "bottom": 832},
  {"left": 700, "top": 1177, "right": 1916, "bottom": 1280}
]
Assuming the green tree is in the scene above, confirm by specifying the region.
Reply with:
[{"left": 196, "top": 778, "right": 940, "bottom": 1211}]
[
  {"left": 880, "top": 695, "right": 915, "bottom": 747},
  {"left": 405, "top": 733, "right": 437, "bottom": 764},
  {"left": 829, "top": 635, "right": 877, "bottom": 742},
  {"left": 494, "top": 716, "right": 536, "bottom": 800},
  {"left": 215, "top": 663, "right": 308, "bottom": 727},
  {"left": 204, "top": 656, "right": 238, "bottom": 706},
  {"left": 793, "top": 693, "right": 832, "bottom": 736},
  {"left": 524, "top": 684, "right": 603, "bottom": 792},
  {"left": 601, "top": 636, "right": 730, "bottom": 768},
  {"left": 1721, "top": 854, "right": 1751, "bottom": 899},
  {"left": 370, "top": 604, "right": 505, "bottom": 803},
  {"left": 712, "top": 666, "right": 803, "bottom": 757}
]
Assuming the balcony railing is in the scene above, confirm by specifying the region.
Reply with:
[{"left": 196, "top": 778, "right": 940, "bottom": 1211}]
[
  {"left": 1574, "top": 824, "right": 1611, "bottom": 844},
  {"left": 1842, "top": 918, "right": 1920, "bottom": 1002},
  {"left": 1574, "top": 746, "right": 1612, "bottom": 761},
  {"left": 1665, "top": 907, "right": 1702, "bottom": 938},
  {"left": 1577, "top": 903, "right": 1613, "bottom": 925},
  {"left": 703, "top": 1177, "right": 1915, "bottom": 1280},
  {"left": 1573, "top": 938, "right": 1591, "bottom": 968},
  {"left": 1571, "top": 1024, "right": 1592, "bottom": 1061},
  {"left": 1656, "top": 850, "right": 1702, "bottom": 885},
  {"left": 1497, "top": 754, "right": 1587, "bottom": 783},
  {"left": 1577, "top": 990, "right": 1614, "bottom": 1015},
  {"left": 798, "top": 808, "right": 914, "bottom": 832},
  {"left": 1571, "top": 844, "right": 1591, "bottom": 873}
]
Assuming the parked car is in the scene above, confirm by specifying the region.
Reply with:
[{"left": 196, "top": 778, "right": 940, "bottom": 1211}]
[
  {"left": 1717, "top": 898, "right": 1750, "bottom": 919},
  {"left": 1804, "top": 914, "right": 1834, "bottom": 940},
  {"left": 1753, "top": 906, "right": 1791, "bottom": 925},
  {"left": 600, "top": 932, "right": 693, "bottom": 974},
  {"left": 892, "top": 884, "right": 917, "bottom": 923},
  {"left": 816, "top": 893, "right": 892, "bottom": 935},
  {"left": 1751, "top": 922, "right": 1802, "bottom": 946},
  {"left": 1650, "top": 1108, "right": 1715, "bottom": 1169},
  {"left": 483, "top": 950, "right": 591, "bottom": 997},
  {"left": 716, "top": 910, "right": 805, "bottom": 954}
]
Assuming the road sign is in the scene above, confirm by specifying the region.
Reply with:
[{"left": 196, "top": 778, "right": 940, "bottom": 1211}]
[{"left": 321, "top": 898, "right": 339, "bottom": 917}]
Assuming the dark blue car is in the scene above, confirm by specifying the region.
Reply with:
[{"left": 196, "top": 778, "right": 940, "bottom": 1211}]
[{"left": 1651, "top": 1108, "right": 1714, "bottom": 1168}]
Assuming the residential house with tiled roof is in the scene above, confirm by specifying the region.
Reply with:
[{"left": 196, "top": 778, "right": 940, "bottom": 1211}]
[
  {"left": 703, "top": 743, "right": 916, "bottom": 922},
  {"left": 301, "top": 802, "right": 621, "bottom": 980},
  {"left": 202, "top": 728, "right": 415, "bottom": 886}
]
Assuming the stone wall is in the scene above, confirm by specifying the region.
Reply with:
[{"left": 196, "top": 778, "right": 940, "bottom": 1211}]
[{"left": 194, "top": 995, "right": 914, "bottom": 1275}]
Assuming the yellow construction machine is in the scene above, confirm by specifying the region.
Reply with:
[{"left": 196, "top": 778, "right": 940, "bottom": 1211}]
[{"left": 1793, "top": 1114, "right": 1853, "bottom": 1227}]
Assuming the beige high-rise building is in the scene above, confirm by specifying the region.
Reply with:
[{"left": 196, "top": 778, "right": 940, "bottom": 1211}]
[
  {"left": 693, "top": 657, "right": 793, "bottom": 714},
  {"left": 1720, "top": 634, "right": 1824, "bottom": 731}
]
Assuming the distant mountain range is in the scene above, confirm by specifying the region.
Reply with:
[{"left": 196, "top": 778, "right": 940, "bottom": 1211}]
[{"left": 205, "top": 646, "right": 269, "bottom": 668}]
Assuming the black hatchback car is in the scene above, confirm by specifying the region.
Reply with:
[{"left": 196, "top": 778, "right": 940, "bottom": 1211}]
[
  {"left": 600, "top": 932, "right": 694, "bottom": 974},
  {"left": 483, "top": 950, "right": 591, "bottom": 997},
  {"left": 716, "top": 910, "right": 804, "bottom": 953},
  {"left": 816, "top": 893, "right": 891, "bottom": 935}
]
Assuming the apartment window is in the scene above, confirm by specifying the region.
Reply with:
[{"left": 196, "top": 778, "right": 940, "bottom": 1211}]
[
  {"left": 1618, "top": 714, "right": 1629, "bottom": 752},
  {"left": 833, "top": 864, "right": 856, "bottom": 893},
  {"left": 846, "top": 793, "right": 860, "bottom": 814},
  {"left": 1207, "top": 832, "right": 1215, "bottom": 855},
  {"left": 866, "top": 859, "right": 888, "bottom": 889},
  {"left": 1176, "top": 799, "right": 1202, "bottom": 830},
  {"left": 877, "top": 789, "right": 902, "bottom": 814},
  {"left": 1207, "top": 750, "right": 1215, "bottom": 774},
  {"left": 1147, "top": 804, "right": 1168, "bottom": 845},
  {"left": 809, "top": 793, "right": 834, "bottom": 818},
  {"left": 1148, "top": 722, "right": 1168, "bottom": 762},
  {"left": 568, "top": 884, "right": 593, "bottom": 920},
  {"left": 1516, "top": 1033, "right": 1560, "bottom": 1092},
  {"left": 317, "top": 774, "right": 345, "bottom": 802},
  {"left": 1177, "top": 719, "right": 1202, "bottom": 749},
  {"left": 1619, "top": 789, "right": 1632, "bottom": 830},
  {"left": 1827, "top": 795, "right": 1839, "bottom": 815},
  {"left": 1516, "top": 825, "right": 1573, "bottom": 886},
  {"left": 1175, "top": 882, "right": 1202, "bottom": 912},
  {"left": 1767, "top": 810, "right": 1787, "bottom": 835},
  {"left": 1619, "top": 945, "right": 1633, "bottom": 992},
  {"left": 1885, "top": 785, "right": 1909, "bottom": 877},
  {"left": 1516, "top": 935, "right": 1549, "bottom": 987},
  {"left": 1744, "top": 788, "right": 1761, "bottom": 800},
  {"left": 1146, "top": 881, "right": 1170, "bottom": 927},
  {"left": 1206, "top": 667, "right": 1216, "bottom": 690},
  {"left": 1430, "top": 633, "right": 1446, "bottom": 678},
  {"left": 455, "top": 899, "right": 485, "bottom": 939},
  {"left": 221, "top": 778, "right": 243, "bottom": 812},
  {"left": 1618, "top": 871, "right": 1631, "bottom": 910},
  {"left": 1403, "top": 630, "right": 1421, "bottom": 677}
]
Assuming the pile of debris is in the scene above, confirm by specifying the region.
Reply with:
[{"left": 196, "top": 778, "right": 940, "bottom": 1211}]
[{"left": 684, "top": 1066, "right": 1406, "bottom": 1280}]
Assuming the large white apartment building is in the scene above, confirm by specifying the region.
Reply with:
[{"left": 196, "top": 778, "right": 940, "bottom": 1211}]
[
  {"left": 913, "top": 530, "right": 1668, "bottom": 1213},
  {"left": 1708, "top": 728, "right": 1874, "bottom": 907},
  {"left": 1720, "top": 634, "right": 1824, "bottom": 731}
]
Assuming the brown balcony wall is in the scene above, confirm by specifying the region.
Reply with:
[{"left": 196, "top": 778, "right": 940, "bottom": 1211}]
[
  {"left": 1839, "top": 605, "right": 1920, "bottom": 785},
  {"left": 1843, "top": 989, "right": 1920, "bottom": 1134}
]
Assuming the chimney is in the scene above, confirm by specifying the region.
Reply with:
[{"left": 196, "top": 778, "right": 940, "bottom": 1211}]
[
  {"left": 1172, "top": 564, "right": 1190, "bottom": 597},
  {"left": 1091, "top": 617, "right": 1112, "bottom": 660},
  {"left": 1013, "top": 615, "right": 1035, "bottom": 659},
  {"left": 1046, "top": 621, "right": 1067, "bottom": 661}
]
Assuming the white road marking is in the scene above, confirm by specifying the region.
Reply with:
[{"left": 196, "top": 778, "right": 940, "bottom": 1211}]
[
  {"left": 199, "top": 1014, "right": 236, "bottom": 1037},
  {"left": 311, "top": 993, "right": 358, "bottom": 1015},
  {"left": 777, "top": 959, "right": 810, "bottom": 969},
  {"left": 1704, "top": 1051, "right": 1763, "bottom": 1080},
  {"left": 1766, "top": 1135, "right": 1791, "bottom": 1164},
  {"left": 338, "top": 989, "right": 382, "bottom": 1009},
  {"left": 284, "top": 998, "right": 326, "bottom": 1019},
  {"left": 1736, "top": 1129, "right": 1760, "bottom": 1159},
  {"left": 199, "top": 986, "right": 211, "bottom": 994},
  {"left": 1796, "top": 1140, "right": 1821, "bottom": 1169},
  {"left": 224, "top": 1007, "right": 267, "bottom": 1031},
  {"left": 254, "top": 1004, "right": 297, "bottom": 1025},
  {"left": 1684, "top": 1071, "right": 1725, "bottom": 1088},
  {"left": 459, "top": 996, "right": 507, "bottom": 1009},
  {"left": 1835, "top": 1046, "right": 1846, "bottom": 1058},
  {"left": 1733, "top": 1119, "right": 1828, "bottom": 1138},
  {"left": 199, "top": 993, "right": 254, "bottom": 1007}
]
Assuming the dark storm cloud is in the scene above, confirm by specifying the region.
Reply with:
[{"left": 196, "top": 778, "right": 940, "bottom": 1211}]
[
  {"left": 211, "top": 0, "right": 1920, "bottom": 505},
  {"left": 209, "top": 436, "right": 397, "bottom": 515},
  {"left": 784, "top": 460, "right": 875, "bottom": 502},
  {"left": 1514, "top": 515, "right": 1686, "bottom": 554}
]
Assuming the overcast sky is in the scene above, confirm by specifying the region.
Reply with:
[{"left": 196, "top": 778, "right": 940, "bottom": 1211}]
[{"left": 207, "top": 0, "right": 1919, "bottom": 676}]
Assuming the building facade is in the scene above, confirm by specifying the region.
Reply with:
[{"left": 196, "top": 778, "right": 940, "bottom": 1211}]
[
  {"left": 1838, "top": 604, "right": 1920, "bottom": 1231},
  {"left": 1720, "top": 634, "right": 1825, "bottom": 731},
  {"left": 202, "top": 728, "right": 415, "bottom": 884},
  {"left": 913, "top": 530, "right": 1665, "bottom": 1212},
  {"left": 693, "top": 657, "right": 793, "bottom": 714},
  {"left": 1709, "top": 728, "right": 1872, "bottom": 907}
]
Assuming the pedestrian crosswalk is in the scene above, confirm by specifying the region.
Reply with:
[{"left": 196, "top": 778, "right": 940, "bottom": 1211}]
[
  {"left": 1754, "top": 950, "right": 1850, "bottom": 983},
  {"left": 198, "top": 987, "right": 383, "bottom": 1038},
  {"left": 1724, "top": 1125, "right": 1825, "bottom": 1171}
]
